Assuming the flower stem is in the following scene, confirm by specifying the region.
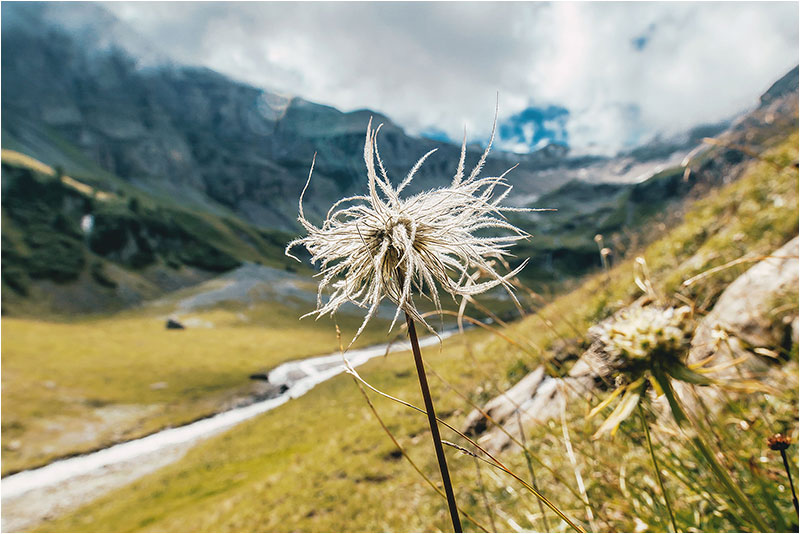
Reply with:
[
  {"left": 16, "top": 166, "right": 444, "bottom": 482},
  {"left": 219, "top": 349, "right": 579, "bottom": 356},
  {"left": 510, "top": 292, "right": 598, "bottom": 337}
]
[
  {"left": 406, "top": 313, "right": 462, "bottom": 532},
  {"left": 779, "top": 449, "right": 799, "bottom": 514},
  {"left": 638, "top": 404, "right": 678, "bottom": 532}
]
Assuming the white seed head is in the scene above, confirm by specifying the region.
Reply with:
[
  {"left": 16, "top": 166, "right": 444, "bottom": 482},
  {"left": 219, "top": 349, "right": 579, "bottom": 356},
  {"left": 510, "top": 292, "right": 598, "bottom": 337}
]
[{"left": 286, "top": 113, "right": 537, "bottom": 344}]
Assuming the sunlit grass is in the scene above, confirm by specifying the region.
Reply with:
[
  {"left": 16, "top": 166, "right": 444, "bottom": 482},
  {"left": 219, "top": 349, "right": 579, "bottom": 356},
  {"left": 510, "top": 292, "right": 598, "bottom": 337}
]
[
  {"left": 1, "top": 300, "right": 393, "bottom": 476},
  {"left": 35, "top": 328, "right": 528, "bottom": 533}
]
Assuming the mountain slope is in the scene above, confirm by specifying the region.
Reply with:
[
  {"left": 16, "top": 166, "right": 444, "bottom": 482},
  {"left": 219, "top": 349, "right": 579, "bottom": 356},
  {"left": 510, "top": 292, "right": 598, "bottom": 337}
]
[
  {"left": 2, "top": 2, "right": 795, "bottom": 314},
  {"left": 1, "top": 150, "right": 300, "bottom": 315},
  {"left": 0, "top": 3, "right": 533, "bottom": 230},
  {"left": 509, "top": 69, "right": 798, "bottom": 290}
]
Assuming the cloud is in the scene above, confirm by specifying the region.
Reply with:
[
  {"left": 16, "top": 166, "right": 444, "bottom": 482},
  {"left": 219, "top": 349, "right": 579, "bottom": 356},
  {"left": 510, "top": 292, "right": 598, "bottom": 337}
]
[{"left": 102, "top": 1, "right": 798, "bottom": 155}]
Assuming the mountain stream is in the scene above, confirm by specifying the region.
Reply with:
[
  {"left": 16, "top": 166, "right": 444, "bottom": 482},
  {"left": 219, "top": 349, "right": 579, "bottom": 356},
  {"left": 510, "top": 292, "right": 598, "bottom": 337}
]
[{"left": 1, "top": 330, "right": 454, "bottom": 531}]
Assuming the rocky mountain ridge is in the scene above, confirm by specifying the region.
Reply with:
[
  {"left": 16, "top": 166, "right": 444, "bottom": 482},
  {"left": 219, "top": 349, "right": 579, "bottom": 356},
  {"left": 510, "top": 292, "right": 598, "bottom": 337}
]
[
  {"left": 2, "top": 2, "right": 730, "bottom": 233},
  {"left": 1, "top": 2, "right": 796, "bottom": 314}
]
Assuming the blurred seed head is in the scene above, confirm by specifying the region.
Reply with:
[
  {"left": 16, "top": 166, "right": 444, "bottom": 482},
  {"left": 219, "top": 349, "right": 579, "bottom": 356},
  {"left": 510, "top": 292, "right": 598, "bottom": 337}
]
[
  {"left": 590, "top": 305, "right": 695, "bottom": 438},
  {"left": 592, "top": 305, "right": 695, "bottom": 369}
]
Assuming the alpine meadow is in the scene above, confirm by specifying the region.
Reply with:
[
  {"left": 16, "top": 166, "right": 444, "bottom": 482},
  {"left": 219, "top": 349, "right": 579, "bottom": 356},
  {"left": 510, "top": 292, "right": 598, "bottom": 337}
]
[{"left": 1, "top": 2, "right": 798, "bottom": 533}]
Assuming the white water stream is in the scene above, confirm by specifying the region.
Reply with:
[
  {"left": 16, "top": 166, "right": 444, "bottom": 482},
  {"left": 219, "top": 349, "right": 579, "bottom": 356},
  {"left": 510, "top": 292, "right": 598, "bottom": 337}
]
[{"left": 1, "top": 330, "right": 454, "bottom": 502}]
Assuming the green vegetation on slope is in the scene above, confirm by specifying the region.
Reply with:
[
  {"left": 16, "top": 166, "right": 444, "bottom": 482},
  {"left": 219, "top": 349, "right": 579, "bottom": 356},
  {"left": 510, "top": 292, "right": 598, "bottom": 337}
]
[
  {"left": 510, "top": 166, "right": 696, "bottom": 288},
  {"left": 1, "top": 153, "right": 302, "bottom": 315},
  {"left": 38, "top": 133, "right": 799, "bottom": 532},
  {"left": 509, "top": 135, "right": 761, "bottom": 292}
]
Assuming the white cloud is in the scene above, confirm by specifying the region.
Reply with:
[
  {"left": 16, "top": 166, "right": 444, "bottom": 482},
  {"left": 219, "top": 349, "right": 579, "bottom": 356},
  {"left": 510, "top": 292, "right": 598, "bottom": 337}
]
[{"left": 103, "top": 1, "right": 798, "bottom": 154}]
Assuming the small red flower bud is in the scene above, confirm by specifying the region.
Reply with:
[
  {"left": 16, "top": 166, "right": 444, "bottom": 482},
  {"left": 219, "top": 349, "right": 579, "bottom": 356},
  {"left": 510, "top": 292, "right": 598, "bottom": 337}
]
[{"left": 767, "top": 433, "right": 792, "bottom": 451}]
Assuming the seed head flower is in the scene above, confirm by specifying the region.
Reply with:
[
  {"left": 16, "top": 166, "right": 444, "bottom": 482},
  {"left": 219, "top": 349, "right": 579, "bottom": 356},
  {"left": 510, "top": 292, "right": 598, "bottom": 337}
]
[
  {"left": 286, "top": 113, "right": 535, "bottom": 344},
  {"left": 589, "top": 305, "right": 701, "bottom": 438},
  {"left": 593, "top": 305, "right": 695, "bottom": 366}
]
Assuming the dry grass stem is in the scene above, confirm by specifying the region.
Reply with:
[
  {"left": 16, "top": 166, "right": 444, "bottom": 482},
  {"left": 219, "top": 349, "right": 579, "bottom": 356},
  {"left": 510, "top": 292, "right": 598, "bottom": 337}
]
[
  {"left": 335, "top": 324, "right": 488, "bottom": 532},
  {"left": 681, "top": 254, "right": 798, "bottom": 288},
  {"left": 517, "top": 410, "right": 551, "bottom": 532},
  {"left": 559, "top": 382, "right": 597, "bottom": 531}
]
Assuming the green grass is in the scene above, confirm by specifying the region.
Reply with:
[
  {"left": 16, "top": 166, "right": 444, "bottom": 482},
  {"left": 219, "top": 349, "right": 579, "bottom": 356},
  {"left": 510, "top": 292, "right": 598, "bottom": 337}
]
[
  {"left": 33, "top": 134, "right": 799, "bottom": 532},
  {"left": 1, "top": 298, "right": 394, "bottom": 476},
  {"left": 34, "top": 328, "right": 521, "bottom": 533},
  {"left": 509, "top": 164, "right": 696, "bottom": 291}
]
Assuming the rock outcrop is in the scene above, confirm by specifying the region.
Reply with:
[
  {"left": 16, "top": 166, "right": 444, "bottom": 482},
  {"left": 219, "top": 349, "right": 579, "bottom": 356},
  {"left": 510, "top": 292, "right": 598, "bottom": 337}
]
[{"left": 688, "top": 236, "right": 799, "bottom": 369}]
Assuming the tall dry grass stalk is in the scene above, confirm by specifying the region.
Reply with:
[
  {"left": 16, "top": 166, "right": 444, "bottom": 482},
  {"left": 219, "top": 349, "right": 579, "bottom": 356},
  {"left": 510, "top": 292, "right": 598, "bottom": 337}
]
[
  {"left": 637, "top": 404, "right": 677, "bottom": 532},
  {"left": 336, "top": 323, "right": 491, "bottom": 532},
  {"left": 346, "top": 359, "right": 587, "bottom": 532}
]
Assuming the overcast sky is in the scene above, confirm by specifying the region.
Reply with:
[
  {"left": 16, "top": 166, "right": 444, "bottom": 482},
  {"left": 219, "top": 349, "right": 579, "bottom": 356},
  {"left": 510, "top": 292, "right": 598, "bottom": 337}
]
[{"left": 103, "top": 1, "right": 798, "bottom": 155}]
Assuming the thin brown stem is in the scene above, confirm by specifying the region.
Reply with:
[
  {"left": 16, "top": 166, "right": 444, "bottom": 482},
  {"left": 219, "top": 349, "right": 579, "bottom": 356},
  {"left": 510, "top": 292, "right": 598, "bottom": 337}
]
[
  {"left": 345, "top": 346, "right": 586, "bottom": 532},
  {"left": 406, "top": 312, "right": 462, "bottom": 532},
  {"left": 559, "top": 383, "right": 596, "bottom": 531},
  {"left": 422, "top": 358, "right": 586, "bottom": 502},
  {"left": 780, "top": 449, "right": 799, "bottom": 514},
  {"left": 334, "top": 322, "right": 487, "bottom": 532},
  {"left": 351, "top": 376, "right": 490, "bottom": 532},
  {"left": 474, "top": 456, "right": 498, "bottom": 532}
]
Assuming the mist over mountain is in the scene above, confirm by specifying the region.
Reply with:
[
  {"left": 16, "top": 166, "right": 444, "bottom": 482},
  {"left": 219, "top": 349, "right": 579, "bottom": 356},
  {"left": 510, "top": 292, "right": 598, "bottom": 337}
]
[
  {"left": 2, "top": 2, "right": 167, "bottom": 66},
  {"left": 1, "top": 2, "right": 736, "bottom": 234}
]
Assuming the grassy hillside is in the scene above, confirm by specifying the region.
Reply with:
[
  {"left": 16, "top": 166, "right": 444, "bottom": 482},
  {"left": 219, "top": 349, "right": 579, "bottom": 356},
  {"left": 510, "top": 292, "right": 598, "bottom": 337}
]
[
  {"left": 37, "top": 133, "right": 798, "bottom": 532},
  {"left": 511, "top": 157, "right": 740, "bottom": 290},
  {"left": 1, "top": 149, "right": 302, "bottom": 316},
  {"left": 509, "top": 94, "right": 798, "bottom": 293}
]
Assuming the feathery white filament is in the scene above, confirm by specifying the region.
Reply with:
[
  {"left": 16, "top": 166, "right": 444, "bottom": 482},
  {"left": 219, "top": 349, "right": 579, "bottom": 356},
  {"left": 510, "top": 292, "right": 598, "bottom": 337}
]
[{"left": 287, "top": 112, "right": 541, "bottom": 345}]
